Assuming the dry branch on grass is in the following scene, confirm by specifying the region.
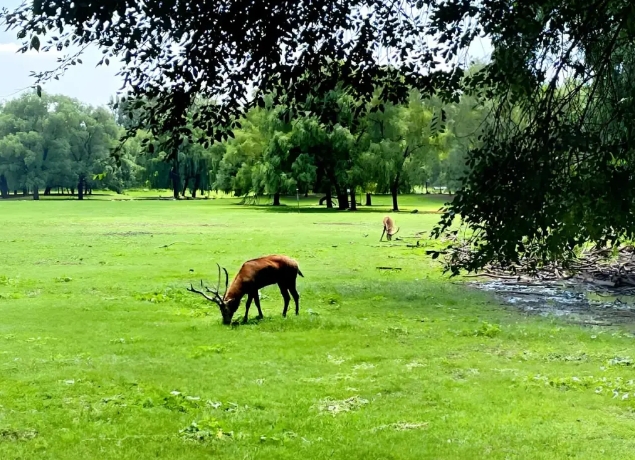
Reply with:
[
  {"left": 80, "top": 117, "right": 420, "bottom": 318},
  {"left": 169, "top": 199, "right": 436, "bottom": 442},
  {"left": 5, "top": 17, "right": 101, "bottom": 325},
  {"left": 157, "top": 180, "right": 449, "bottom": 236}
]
[{"left": 436, "top": 231, "right": 635, "bottom": 293}]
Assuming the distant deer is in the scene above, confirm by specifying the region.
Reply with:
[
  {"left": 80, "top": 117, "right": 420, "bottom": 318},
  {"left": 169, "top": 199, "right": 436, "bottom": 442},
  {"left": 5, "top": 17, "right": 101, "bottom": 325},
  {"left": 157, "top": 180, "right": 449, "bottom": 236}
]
[
  {"left": 380, "top": 216, "right": 400, "bottom": 241},
  {"left": 187, "top": 255, "right": 304, "bottom": 325}
]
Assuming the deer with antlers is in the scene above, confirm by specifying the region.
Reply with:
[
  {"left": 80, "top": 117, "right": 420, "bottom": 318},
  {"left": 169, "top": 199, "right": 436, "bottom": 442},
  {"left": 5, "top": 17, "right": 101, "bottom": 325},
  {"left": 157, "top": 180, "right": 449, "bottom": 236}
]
[
  {"left": 380, "top": 216, "right": 400, "bottom": 241},
  {"left": 187, "top": 255, "right": 304, "bottom": 325}
]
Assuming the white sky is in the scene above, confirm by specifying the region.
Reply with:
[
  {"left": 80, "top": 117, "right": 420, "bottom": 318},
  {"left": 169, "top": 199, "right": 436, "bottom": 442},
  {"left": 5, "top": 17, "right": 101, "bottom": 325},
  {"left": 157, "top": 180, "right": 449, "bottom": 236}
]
[
  {"left": 0, "top": 0, "right": 492, "bottom": 107},
  {"left": 0, "top": 0, "right": 123, "bottom": 106}
]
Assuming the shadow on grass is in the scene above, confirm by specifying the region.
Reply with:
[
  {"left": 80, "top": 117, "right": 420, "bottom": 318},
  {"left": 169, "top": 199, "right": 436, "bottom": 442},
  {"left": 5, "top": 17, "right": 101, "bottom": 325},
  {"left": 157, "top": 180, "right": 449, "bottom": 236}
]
[
  {"left": 226, "top": 313, "right": 358, "bottom": 332},
  {"left": 116, "top": 196, "right": 182, "bottom": 201},
  {"left": 231, "top": 203, "right": 409, "bottom": 214},
  {"left": 1, "top": 193, "right": 116, "bottom": 201},
  {"left": 228, "top": 193, "right": 453, "bottom": 214},
  {"left": 229, "top": 316, "right": 266, "bottom": 327}
]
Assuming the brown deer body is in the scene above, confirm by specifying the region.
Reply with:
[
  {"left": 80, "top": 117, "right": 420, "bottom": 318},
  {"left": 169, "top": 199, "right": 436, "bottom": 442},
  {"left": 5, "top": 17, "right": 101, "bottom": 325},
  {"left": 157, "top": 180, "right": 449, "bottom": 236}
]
[
  {"left": 380, "top": 216, "right": 400, "bottom": 241},
  {"left": 188, "top": 255, "right": 303, "bottom": 325}
]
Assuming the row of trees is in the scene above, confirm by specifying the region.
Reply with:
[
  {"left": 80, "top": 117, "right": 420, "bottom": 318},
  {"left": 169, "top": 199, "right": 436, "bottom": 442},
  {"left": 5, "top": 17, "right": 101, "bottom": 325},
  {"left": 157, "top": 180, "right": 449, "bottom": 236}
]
[
  {"left": 0, "top": 93, "right": 126, "bottom": 199},
  {"left": 3, "top": 0, "right": 631, "bottom": 271},
  {"left": 1, "top": 80, "right": 487, "bottom": 208}
]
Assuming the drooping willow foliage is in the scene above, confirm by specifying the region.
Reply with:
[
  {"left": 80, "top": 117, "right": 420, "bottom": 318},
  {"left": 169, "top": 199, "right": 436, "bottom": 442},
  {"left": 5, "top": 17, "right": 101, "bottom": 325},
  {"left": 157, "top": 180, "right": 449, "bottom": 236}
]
[
  {"left": 429, "top": 0, "right": 635, "bottom": 274},
  {"left": 4, "top": 0, "right": 634, "bottom": 272},
  {"left": 0, "top": 0, "right": 464, "bottom": 158}
]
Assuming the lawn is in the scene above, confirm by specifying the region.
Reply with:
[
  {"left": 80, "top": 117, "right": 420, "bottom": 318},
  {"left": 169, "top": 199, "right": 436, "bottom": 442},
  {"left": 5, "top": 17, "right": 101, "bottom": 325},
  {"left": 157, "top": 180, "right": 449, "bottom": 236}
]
[{"left": 1, "top": 193, "right": 635, "bottom": 459}]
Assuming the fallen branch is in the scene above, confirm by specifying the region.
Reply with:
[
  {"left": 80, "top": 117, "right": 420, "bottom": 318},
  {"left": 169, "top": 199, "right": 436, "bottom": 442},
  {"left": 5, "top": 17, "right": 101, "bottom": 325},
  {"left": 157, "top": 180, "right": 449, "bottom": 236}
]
[
  {"left": 462, "top": 273, "right": 521, "bottom": 280},
  {"left": 496, "top": 290, "right": 549, "bottom": 296},
  {"left": 435, "top": 230, "right": 635, "bottom": 294},
  {"left": 376, "top": 266, "right": 402, "bottom": 270}
]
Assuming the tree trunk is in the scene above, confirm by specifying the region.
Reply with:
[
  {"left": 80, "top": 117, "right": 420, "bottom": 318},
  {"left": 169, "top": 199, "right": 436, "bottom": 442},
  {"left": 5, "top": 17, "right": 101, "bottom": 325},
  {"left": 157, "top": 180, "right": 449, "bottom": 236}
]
[
  {"left": 304, "top": 190, "right": 308, "bottom": 198},
  {"left": 325, "top": 187, "right": 333, "bottom": 209},
  {"left": 272, "top": 192, "right": 281, "bottom": 206},
  {"left": 425, "top": 181, "right": 429, "bottom": 194},
  {"left": 350, "top": 187, "right": 357, "bottom": 211},
  {"left": 13, "top": 190, "right": 18, "bottom": 196},
  {"left": 89, "top": 188, "right": 92, "bottom": 195},
  {"left": 365, "top": 192, "right": 372, "bottom": 206},
  {"left": 170, "top": 165, "right": 180, "bottom": 199},
  {"left": 390, "top": 174, "right": 401, "bottom": 211},
  {"left": 326, "top": 168, "right": 348, "bottom": 210},
  {"left": 337, "top": 192, "right": 349, "bottom": 210},
  {"left": 391, "top": 183, "right": 399, "bottom": 212},
  {"left": 0, "top": 175, "right": 8, "bottom": 199},
  {"left": 181, "top": 177, "right": 189, "bottom": 197},
  {"left": 33, "top": 187, "right": 40, "bottom": 200},
  {"left": 22, "top": 187, "right": 28, "bottom": 196},
  {"left": 77, "top": 177, "right": 84, "bottom": 200},
  {"left": 44, "top": 187, "right": 51, "bottom": 196},
  {"left": 71, "top": 188, "right": 75, "bottom": 195},
  {"left": 333, "top": 182, "right": 348, "bottom": 210},
  {"left": 192, "top": 174, "right": 201, "bottom": 198}
]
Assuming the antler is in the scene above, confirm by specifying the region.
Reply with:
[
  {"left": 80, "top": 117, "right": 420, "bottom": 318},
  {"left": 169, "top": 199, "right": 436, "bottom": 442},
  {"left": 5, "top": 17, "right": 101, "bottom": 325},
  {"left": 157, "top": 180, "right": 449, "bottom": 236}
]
[
  {"left": 187, "top": 279, "right": 223, "bottom": 304},
  {"left": 222, "top": 266, "right": 229, "bottom": 296},
  {"left": 187, "top": 264, "right": 230, "bottom": 305},
  {"left": 202, "top": 264, "right": 225, "bottom": 297}
]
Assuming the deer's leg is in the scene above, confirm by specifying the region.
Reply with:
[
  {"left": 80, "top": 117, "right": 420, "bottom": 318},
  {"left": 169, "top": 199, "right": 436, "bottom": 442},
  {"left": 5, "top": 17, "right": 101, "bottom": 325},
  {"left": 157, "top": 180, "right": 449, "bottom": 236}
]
[
  {"left": 289, "top": 285, "right": 300, "bottom": 315},
  {"left": 253, "top": 291, "right": 264, "bottom": 319},
  {"left": 278, "top": 284, "right": 291, "bottom": 317},
  {"left": 243, "top": 295, "right": 253, "bottom": 323},
  {"left": 380, "top": 227, "right": 386, "bottom": 242}
]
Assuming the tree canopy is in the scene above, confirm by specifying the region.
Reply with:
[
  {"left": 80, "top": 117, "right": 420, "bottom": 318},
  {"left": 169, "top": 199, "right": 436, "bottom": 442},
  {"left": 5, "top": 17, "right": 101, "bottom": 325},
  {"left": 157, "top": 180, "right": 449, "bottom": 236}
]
[
  {"left": 425, "top": 0, "right": 635, "bottom": 274},
  {"left": 0, "top": 0, "right": 466, "bottom": 160},
  {"left": 6, "top": 0, "right": 630, "bottom": 274},
  {"left": 0, "top": 87, "right": 481, "bottom": 205},
  {"left": 0, "top": 92, "right": 122, "bottom": 199}
]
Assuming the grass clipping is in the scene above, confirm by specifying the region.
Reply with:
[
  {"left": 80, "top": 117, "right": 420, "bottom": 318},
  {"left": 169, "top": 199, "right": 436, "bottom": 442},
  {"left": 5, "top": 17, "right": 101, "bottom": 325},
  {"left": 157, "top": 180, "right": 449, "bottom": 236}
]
[
  {"left": 179, "top": 418, "right": 233, "bottom": 443},
  {"left": 372, "top": 422, "right": 429, "bottom": 432},
  {"left": 317, "top": 396, "right": 369, "bottom": 416}
]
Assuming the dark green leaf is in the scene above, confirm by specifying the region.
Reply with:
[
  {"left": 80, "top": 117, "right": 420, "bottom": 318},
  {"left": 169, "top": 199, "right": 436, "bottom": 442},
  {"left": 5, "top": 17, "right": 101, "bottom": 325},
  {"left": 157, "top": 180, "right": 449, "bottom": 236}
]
[{"left": 30, "top": 36, "right": 40, "bottom": 52}]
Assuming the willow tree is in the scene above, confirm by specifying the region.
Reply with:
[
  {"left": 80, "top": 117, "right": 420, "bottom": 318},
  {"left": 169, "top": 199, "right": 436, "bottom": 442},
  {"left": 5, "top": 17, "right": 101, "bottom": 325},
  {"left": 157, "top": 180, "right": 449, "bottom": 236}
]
[
  {"left": 423, "top": 0, "right": 635, "bottom": 274},
  {"left": 11, "top": 0, "right": 628, "bottom": 268},
  {"left": 1, "top": 0, "right": 464, "bottom": 165}
]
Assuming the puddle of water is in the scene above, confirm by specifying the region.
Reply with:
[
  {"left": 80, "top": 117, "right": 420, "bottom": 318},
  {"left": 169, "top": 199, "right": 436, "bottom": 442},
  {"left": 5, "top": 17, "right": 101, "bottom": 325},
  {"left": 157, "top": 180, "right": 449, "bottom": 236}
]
[
  {"left": 471, "top": 280, "right": 635, "bottom": 328},
  {"left": 585, "top": 291, "right": 635, "bottom": 305}
]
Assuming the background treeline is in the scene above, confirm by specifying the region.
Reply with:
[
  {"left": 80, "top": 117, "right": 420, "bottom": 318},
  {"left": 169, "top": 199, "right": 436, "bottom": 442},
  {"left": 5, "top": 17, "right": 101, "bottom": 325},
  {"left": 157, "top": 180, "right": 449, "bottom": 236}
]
[{"left": 0, "top": 65, "right": 488, "bottom": 209}]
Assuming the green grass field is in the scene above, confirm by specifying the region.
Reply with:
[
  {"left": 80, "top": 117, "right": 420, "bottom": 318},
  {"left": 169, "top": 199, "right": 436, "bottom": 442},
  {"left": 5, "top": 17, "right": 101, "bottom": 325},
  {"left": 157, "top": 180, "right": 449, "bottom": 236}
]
[{"left": 2, "top": 193, "right": 635, "bottom": 459}]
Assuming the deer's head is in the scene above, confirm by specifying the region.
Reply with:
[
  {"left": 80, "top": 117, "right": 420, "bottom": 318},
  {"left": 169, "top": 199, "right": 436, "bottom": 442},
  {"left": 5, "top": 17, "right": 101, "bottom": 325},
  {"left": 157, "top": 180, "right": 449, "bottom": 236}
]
[{"left": 187, "top": 264, "right": 235, "bottom": 325}]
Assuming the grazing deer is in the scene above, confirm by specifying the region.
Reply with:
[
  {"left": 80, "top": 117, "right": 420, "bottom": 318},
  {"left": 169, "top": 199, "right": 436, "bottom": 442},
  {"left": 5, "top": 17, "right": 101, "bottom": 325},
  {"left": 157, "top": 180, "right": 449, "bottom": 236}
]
[
  {"left": 187, "top": 255, "right": 304, "bottom": 325},
  {"left": 380, "top": 216, "right": 400, "bottom": 241}
]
